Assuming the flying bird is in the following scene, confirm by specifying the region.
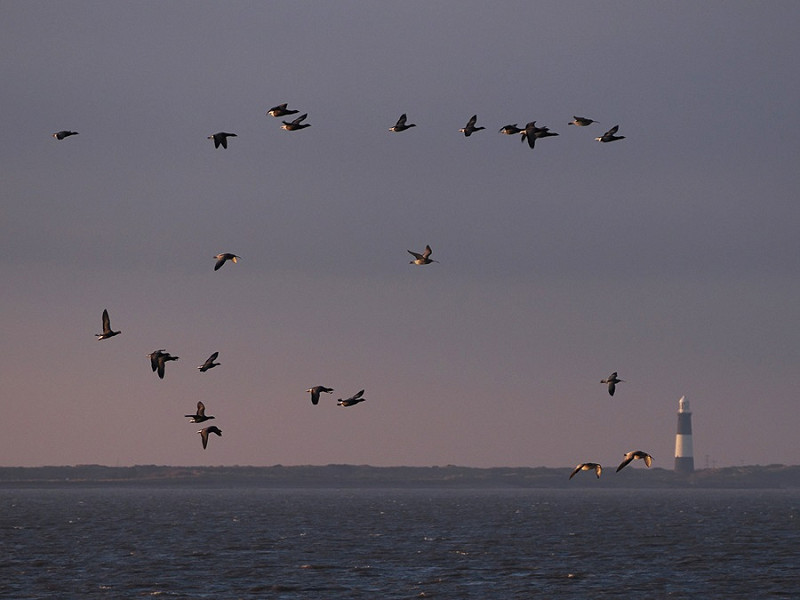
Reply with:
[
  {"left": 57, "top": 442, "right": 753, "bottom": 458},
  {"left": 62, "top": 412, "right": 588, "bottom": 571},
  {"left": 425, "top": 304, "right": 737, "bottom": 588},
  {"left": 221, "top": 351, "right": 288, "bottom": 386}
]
[
  {"left": 185, "top": 401, "right": 215, "bottom": 423},
  {"left": 307, "top": 385, "right": 334, "bottom": 406},
  {"left": 520, "top": 121, "right": 559, "bottom": 149},
  {"left": 499, "top": 123, "right": 522, "bottom": 135},
  {"left": 600, "top": 372, "right": 624, "bottom": 396},
  {"left": 520, "top": 122, "right": 539, "bottom": 147},
  {"left": 459, "top": 115, "right": 485, "bottom": 137},
  {"left": 148, "top": 349, "right": 179, "bottom": 379},
  {"left": 214, "top": 253, "right": 240, "bottom": 271},
  {"left": 197, "top": 352, "right": 220, "bottom": 372},
  {"left": 95, "top": 309, "right": 121, "bottom": 340},
  {"left": 389, "top": 114, "right": 416, "bottom": 132},
  {"left": 408, "top": 245, "right": 438, "bottom": 265},
  {"left": 569, "top": 463, "right": 603, "bottom": 480},
  {"left": 52, "top": 130, "right": 78, "bottom": 140},
  {"left": 208, "top": 132, "right": 237, "bottom": 149},
  {"left": 568, "top": 116, "right": 598, "bottom": 127},
  {"left": 281, "top": 113, "right": 310, "bottom": 131},
  {"left": 148, "top": 349, "right": 166, "bottom": 372},
  {"left": 198, "top": 425, "right": 222, "bottom": 449},
  {"left": 267, "top": 103, "right": 299, "bottom": 117},
  {"left": 595, "top": 125, "right": 625, "bottom": 143},
  {"left": 337, "top": 389, "right": 365, "bottom": 407},
  {"left": 616, "top": 451, "right": 653, "bottom": 472}
]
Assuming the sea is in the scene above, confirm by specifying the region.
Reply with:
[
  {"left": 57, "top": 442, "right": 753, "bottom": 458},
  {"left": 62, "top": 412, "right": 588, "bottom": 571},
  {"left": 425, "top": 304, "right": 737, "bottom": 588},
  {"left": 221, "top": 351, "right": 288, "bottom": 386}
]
[{"left": 2, "top": 486, "right": 799, "bottom": 599}]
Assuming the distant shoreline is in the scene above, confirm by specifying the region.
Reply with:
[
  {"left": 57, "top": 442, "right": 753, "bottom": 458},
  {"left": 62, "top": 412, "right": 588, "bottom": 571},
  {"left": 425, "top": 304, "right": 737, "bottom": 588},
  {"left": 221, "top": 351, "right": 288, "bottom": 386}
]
[{"left": 2, "top": 464, "right": 799, "bottom": 489}]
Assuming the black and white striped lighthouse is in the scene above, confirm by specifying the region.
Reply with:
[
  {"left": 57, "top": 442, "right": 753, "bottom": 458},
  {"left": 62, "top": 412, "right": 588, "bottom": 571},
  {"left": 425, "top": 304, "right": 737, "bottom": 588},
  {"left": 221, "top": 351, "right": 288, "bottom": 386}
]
[{"left": 674, "top": 396, "right": 695, "bottom": 474}]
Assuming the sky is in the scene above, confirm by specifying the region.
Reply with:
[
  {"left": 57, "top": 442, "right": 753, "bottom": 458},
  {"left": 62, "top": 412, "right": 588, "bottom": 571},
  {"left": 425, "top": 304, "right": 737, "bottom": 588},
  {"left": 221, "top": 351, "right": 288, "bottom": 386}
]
[{"left": 2, "top": 1, "right": 799, "bottom": 469}]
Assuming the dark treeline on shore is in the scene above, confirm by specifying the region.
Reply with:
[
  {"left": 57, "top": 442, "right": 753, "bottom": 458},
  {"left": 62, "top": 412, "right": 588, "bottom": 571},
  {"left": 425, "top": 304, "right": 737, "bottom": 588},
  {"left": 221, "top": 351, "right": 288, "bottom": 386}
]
[{"left": 2, "top": 464, "right": 800, "bottom": 489}]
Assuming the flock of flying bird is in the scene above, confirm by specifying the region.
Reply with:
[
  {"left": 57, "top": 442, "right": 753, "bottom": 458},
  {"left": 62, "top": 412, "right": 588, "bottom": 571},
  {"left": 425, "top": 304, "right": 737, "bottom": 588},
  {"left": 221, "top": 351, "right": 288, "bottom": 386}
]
[
  {"left": 89, "top": 235, "right": 429, "bottom": 449},
  {"left": 96, "top": 293, "right": 653, "bottom": 470},
  {"left": 74, "top": 101, "right": 646, "bottom": 471},
  {"left": 53, "top": 103, "right": 627, "bottom": 155},
  {"left": 568, "top": 372, "right": 654, "bottom": 481},
  {"left": 87, "top": 206, "right": 437, "bottom": 451},
  {"left": 94, "top": 266, "right": 370, "bottom": 450},
  {"left": 96, "top": 309, "right": 226, "bottom": 448}
]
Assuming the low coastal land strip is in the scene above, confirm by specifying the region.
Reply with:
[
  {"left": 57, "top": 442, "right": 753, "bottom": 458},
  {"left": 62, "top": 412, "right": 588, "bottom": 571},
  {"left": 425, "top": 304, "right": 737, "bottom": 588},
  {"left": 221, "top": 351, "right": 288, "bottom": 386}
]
[{"left": 2, "top": 464, "right": 800, "bottom": 489}]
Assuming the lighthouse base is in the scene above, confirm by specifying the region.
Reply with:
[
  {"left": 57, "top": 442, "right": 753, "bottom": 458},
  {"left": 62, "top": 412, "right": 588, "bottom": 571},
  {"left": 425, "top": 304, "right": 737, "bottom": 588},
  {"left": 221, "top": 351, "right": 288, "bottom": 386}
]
[{"left": 674, "top": 456, "right": 695, "bottom": 474}]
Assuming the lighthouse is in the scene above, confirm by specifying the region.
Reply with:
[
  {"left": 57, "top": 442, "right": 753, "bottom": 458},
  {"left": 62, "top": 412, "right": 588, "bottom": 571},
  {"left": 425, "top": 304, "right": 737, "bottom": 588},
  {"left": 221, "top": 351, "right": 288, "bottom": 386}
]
[{"left": 674, "top": 396, "right": 695, "bottom": 474}]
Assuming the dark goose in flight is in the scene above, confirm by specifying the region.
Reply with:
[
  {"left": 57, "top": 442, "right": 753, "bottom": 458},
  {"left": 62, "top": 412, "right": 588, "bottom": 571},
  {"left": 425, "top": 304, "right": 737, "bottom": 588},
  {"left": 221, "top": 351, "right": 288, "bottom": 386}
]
[
  {"left": 198, "top": 352, "right": 220, "bottom": 372},
  {"left": 208, "top": 132, "right": 237, "bottom": 148},
  {"left": 499, "top": 123, "right": 522, "bottom": 135},
  {"left": 390, "top": 113, "right": 416, "bottom": 132},
  {"left": 568, "top": 116, "right": 597, "bottom": 126},
  {"left": 267, "top": 103, "right": 299, "bottom": 117},
  {"left": 95, "top": 309, "right": 121, "bottom": 340},
  {"left": 595, "top": 125, "right": 625, "bottom": 143},
  {"left": 148, "top": 349, "right": 179, "bottom": 379},
  {"left": 198, "top": 425, "right": 222, "bottom": 449},
  {"left": 185, "top": 401, "right": 215, "bottom": 423},
  {"left": 307, "top": 385, "right": 334, "bottom": 405},
  {"left": 337, "top": 389, "right": 365, "bottom": 407},
  {"left": 520, "top": 121, "right": 559, "bottom": 149},
  {"left": 459, "top": 115, "right": 485, "bottom": 137},
  {"left": 281, "top": 113, "right": 310, "bottom": 131}
]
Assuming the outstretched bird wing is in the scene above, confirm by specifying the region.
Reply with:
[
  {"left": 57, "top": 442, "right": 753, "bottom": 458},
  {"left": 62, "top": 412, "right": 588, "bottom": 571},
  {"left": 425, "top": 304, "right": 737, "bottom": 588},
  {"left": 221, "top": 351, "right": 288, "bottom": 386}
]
[
  {"left": 149, "top": 351, "right": 163, "bottom": 372},
  {"left": 524, "top": 132, "right": 536, "bottom": 148},
  {"left": 616, "top": 455, "right": 634, "bottom": 472}
]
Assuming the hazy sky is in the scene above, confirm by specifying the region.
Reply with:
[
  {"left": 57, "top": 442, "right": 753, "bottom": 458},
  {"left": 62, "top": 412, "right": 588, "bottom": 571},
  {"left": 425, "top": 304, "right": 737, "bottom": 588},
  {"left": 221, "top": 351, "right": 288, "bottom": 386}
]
[{"left": 2, "top": 2, "right": 799, "bottom": 469}]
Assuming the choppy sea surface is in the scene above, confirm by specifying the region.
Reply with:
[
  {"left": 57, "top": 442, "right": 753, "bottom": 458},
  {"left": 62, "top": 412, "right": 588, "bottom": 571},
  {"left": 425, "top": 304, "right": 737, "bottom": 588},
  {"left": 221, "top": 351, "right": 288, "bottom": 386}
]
[{"left": 2, "top": 486, "right": 799, "bottom": 599}]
